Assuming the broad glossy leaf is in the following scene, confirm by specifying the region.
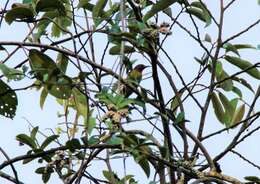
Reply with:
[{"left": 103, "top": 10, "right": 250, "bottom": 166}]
[
  {"left": 51, "top": 10, "right": 72, "bottom": 37},
  {"left": 56, "top": 53, "right": 69, "bottom": 74},
  {"left": 109, "top": 45, "right": 135, "bottom": 55},
  {"left": 23, "top": 0, "right": 33, "bottom": 3},
  {"left": 232, "top": 77, "right": 254, "bottom": 92},
  {"left": 189, "top": 1, "right": 211, "bottom": 26},
  {"left": 5, "top": 5, "right": 34, "bottom": 24},
  {"left": 29, "top": 49, "right": 57, "bottom": 80},
  {"left": 244, "top": 176, "right": 260, "bottom": 183},
  {"left": 0, "top": 80, "right": 18, "bottom": 119},
  {"left": 219, "top": 92, "right": 236, "bottom": 118},
  {"left": 143, "top": 0, "right": 177, "bottom": 22},
  {"left": 42, "top": 172, "right": 51, "bottom": 183},
  {"left": 92, "top": 0, "right": 108, "bottom": 19},
  {"left": 71, "top": 88, "right": 88, "bottom": 117},
  {"left": 231, "top": 104, "right": 245, "bottom": 127},
  {"left": 30, "top": 126, "right": 39, "bottom": 140},
  {"left": 163, "top": 7, "right": 173, "bottom": 18},
  {"left": 35, "top": 11, "right": 59, "bottom": 39},
  {"left": 216, "top": 70, "right": 234, "bottom": 91},
  {"left": 103, "top": 170, "right": 119, "bottom": 182},
  {"left": 36, "top": 0, "right": 66, "bottom": 15},
  {"left": 170, "top": 90, "right": 184, "bottom": 114},
  {"left": 223, "top": 43, "right": 240, "bottom": 56},
  {"left": 204, "top": 33, "right": 212, "bottom": 43},
  {"left": 233, "top": 44, "right": 256, "bottom": 50},
  {"left": 40, "top": 87, "right": 48, "bottom": 109},
  {"left": 66, "top": 138, "right": 81, "bottom": 152},
  {"left": 40, "top": 135, "right": 59, "bottom": 149},
  {"left": 16, "top": 134, "right": 37, "bottom": 149},
  {"left": 135, "top": 156, "right": 150, "bottom": 177},
  {"left": 0, "top": 63, "right": 24, "bottom": 81},
  {"left": 48, "top": 75, "right": 73, "bottom": 99},
  {"left": 87, "top": 117, "right": 96, "bottom": 135},
  {"left": 232, "top": 86, "right": 242, "bottom": 98},
  {"left": 77, "top": 0, "right": 91, "bottom": 9},
  {"left": 225, "top": 55, "right": 260, "bottom": 79},
  {"left": 106, "top": 135, "right": 123, "bottom": 145},
  {"left": 211, "top": 92, "right": 225, "bottom": 124},
  {"left": 215, "top": 61, "right": 223, "bottom": 77}
]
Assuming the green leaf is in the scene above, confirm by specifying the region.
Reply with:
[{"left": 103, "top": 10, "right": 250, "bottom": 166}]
[
  {"left": 23, "top": 0, "right": 33, "bottom": 4},
  {"left": 232, "top": 86, "right": 242, "bottom": 98},
  {"left": 231, "top": 104, "right": 245, "bottom": 127},
  {"left": 77, "top": 0, "right": 91, "bottom": 9},
  {"left": 36, "top": 0, "right": 66, "bottom": 15},
  {"left": 47, "top": 75, "right": 73, "bottom": 99},
  {"left": 29, "top": 49, "right": 73, "bottom": 99},
  {"left": 0, "top": 80, "right": 18, "bottom": 119},
  {"left": 16, "top": 134, "right": 37, "bottom": 149},
  {"left": 29, "top": 49, "right": 58, "bottom": 80},
  {"left": 218, "top": 92, "right": 235, "bottom": 118},
  {"left": 143, "top": 0, "right": 177, "bottom": 22},
  {"left": 87, "top": 135, "right": 99, "bottom": 145},
  {"left": 223, "top": 43, "right": 240, "bottom": 56},
  {"left": 0, "top": 63, "right": 24, "bottom": 81},
  {"left": 170, "top": 91, "right": 184, "bottom": 115},
  {"left": 216, "top": 70, "right": 234, "bottom": 91},
  {"left": 215, "top": 61, "right": 223, "bottom": 77},
  {"left": 66, "top": 138, "right": 81, "bottom": 152},
  {"left": 40, "top": 135, "right": 59, "bottom": 150},
  {"left": 23, "top": 150, "right": 35, "bottom": 164},
  {"left": 244, "top": 176, "right": 260, "bottom": 183},
  {"left": 232, "top": 77, "right": 254, "bottom": 92},
  {"left": 109, "top": 45, "right": 135, "bottom": 55},
  {"left": 176, "top": 112, "right": 185, "bottom": 124},
  {"left": 204, "top": 33, "right": 212, "bottom": 43},
  {"left": 56, "top": 53, "right": 69, "bottom": 74},
  {"left": 92, "top": 0, "right": 108, "bottom": 19},
  {"left": 42, "top": 171, "right": 51, "bottom": 183},
  {"left": 40, "top": 87, "right": 48, "bottom": 109},
  {"left": 103, "top": 170, "right": 119, "bottom": 182},
  {"left": 87, "top": 117, "right": 96, "bottom": 135},
  {"left": 30, "top": 126, "right": 39, "bottom": 140},
  {"left": 5, "top": 5, "right": 34, "bottom": 24},
  {"left": 211, "top": 92, "right": 225, "bottom": 124},
  {"left": 106, "top": 135, "right": 123, "bottom": 145},
  {"left": 225, "top": 55, "right": 260, "bottom": 79},
  {"left": 35, "top": 167, "right": 46, "bottom": 174},
  {"left": 232, "top": 44, "right": 256, "bottom": 50},
  {"left": 189, "top": 1, "right": 211, "bottom": 26},
  {"left": 136, "top": 156, "right": 150, "bottom": 177},
  {"left": 163, "top": 7, "right": 172, "bottom": 18},
  {"left": 35, "top": 11, "right": 60, "bottom": 39},
  {"left": 71, "top": 88, "right": 88, "bottom": 117}
]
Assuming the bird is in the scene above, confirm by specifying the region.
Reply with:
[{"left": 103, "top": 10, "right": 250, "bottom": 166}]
[{"left": 114, "top": 64, "right": 147, "bottom": 97}]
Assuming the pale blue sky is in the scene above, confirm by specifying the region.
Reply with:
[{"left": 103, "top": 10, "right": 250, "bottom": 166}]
[{"left": 0, "top": 0, "right": 259, "bottom": 183}]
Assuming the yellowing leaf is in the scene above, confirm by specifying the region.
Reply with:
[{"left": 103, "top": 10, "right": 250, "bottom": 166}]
[{"left": 231, "top": 104, "right": 245, "bottom": 127}]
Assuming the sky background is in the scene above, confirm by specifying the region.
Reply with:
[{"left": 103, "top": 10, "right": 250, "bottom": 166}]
[{"left": 0, "top": 0, "right": 259, "bottom": 183}]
